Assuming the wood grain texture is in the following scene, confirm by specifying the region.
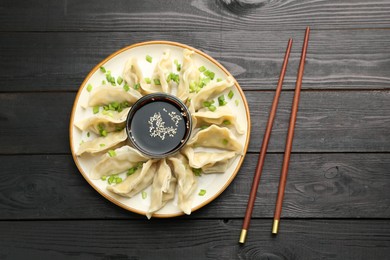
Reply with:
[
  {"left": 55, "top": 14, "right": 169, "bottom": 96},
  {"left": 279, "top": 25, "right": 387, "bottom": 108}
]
[
  {"left": 0, "top": 153, "right": 389, "bottom": 219},
  {"left": 1, "top": 91, "right": 389, "bottom": 154},
  {"left": 1, "top": 30, "right": 390, "bottom": 92},
  {"left": 1, "top": 0, "right": 390, "bottom": 32},
  {"left": 0, "top": 219, "right": 389, "bottom": 260}
]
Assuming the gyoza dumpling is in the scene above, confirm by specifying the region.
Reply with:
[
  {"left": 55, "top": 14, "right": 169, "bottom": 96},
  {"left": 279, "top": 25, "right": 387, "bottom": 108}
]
[
  {"left": 168, "top": 154, "right": 197, "bottom": 215},
  {"left": 189, "top": 77, "right": 234, "bottom": 112},
  {"left": 107, "top": 159, "right": 156, "bottom": 198},
  {"left": 76, "top": 129, "right": 127, "bottom": 156},
  {"left": 90, "top": 145, "right": 149, "bottom": 179},
  {"left": 147, "top": 159, "right": 177, "bottom": 219},
  {"left": 85, "top": 85, "right": 142, "bottom": 108},
  {"left": 176, "top": 49, "right": 200, "bottom": 101},
  {"left": 122, "top": 57, "right": 143, "bottom": 88},
  {"left": 182, "top": 146, "right": 236, "bottom": 173},
  {"left": 186, "top": 125, "right": 243, "bottom": 154},
  {"left": 193, "top": 106, "right": 245, "bottom": 135},
  {"left": 141, "top": 50, "right": 173, "bottom": 95},
  {"left": 74, "top": 107, "right": 130, "bottom": 135}
]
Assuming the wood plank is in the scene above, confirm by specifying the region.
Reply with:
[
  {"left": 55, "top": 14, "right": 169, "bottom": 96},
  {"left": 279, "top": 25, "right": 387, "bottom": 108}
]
[
  {"left": 1, "top": 30, "right": 390, "bottom": 92},
  {"left": 0, "top": 219, "right": 389, "bottom": 259},
  {"left": 0, "top": 91, "right": 389, "bottom": 154},
  {"left": 1, "top": 0, "right": 390, "bottom": 32},
  {"left": 0, "top": 153, "right": 389, "bottom": 219}
]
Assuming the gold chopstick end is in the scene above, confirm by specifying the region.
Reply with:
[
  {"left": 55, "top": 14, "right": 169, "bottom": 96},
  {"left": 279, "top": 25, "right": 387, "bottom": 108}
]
[
  {"left": 239, "top": 229, "right": 247, "bottom": 244},
  {"left": 272, "top": 220, "right": 279, "bottom": 234}
]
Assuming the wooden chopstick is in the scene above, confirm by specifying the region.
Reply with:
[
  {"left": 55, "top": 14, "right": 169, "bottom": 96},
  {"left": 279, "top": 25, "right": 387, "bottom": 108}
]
[
  {"left": 239, "top": 38, "right": 293, "bottom": 244},
  {"left": 272, "top": 27, "right": 310, "bottom": 235}
]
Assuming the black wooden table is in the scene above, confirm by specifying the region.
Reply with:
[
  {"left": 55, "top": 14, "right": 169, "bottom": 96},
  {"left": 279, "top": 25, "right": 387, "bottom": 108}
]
[{"left": 1, "top": 0, "right": 390, "bottom": 259}]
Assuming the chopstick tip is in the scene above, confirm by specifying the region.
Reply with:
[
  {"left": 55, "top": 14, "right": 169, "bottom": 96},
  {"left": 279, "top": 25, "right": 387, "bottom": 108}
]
[
  {"left": 239, "top": 229, "right": 247, "bottom": 244},
  {"left": 272, "top": 219, "right": 279, "bottom": 235}
]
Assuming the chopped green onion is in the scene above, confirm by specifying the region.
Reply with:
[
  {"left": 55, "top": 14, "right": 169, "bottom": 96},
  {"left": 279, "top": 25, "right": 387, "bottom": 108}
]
[
  {"left": 223, "top": 120, "right": 231, "bottom": 125},
  {"left": 208, "top": 105, "right": 216, "bottom": 112},
  {"left": 108, "top": 175, "right": 116, "bottom": 185},
  {"left": 100, "top": 66, "right": 106, "bottom": 73},
  {"left": 127, "top": 167, "right": 138, "bottom": 176},
  {"left": 117, "top": 76, "right": 123, "bottom": 85},
  {"left": 202, "top": 100, "right": 214, "bottom": 108},
  {"left": 142, "top": 191, "right": 147, "bottom": 199},
  {"left": 200, "top": 125, "right": 209, "bottom": 130},
  {"left": 102, "top": 80, "right": 107, "bottom": 85},
  {"left": 134, "top": 83, "right": 140, "bottom": 90},
  {"left": 228, "top": 90, "right": 234, "bottom": 99},
  {"left": 115, "top": 177, "right": 122, "bottom": 184},
  {"left": 217, "top": 78, "right": 223, "bottom": 82},
  {"left": 198, "top": 189, "right": 206, "bottom": 196},
  {"left": 144, "top": 78, "right": 151, "bottom": 84},
  {"left": 218, "top": 95, "right": 227, "bottom": 106},
  {"left": 86, "top": 84, "right": 93, "bottom": 92},
  {"left": 204, "top": 70, "right": 215, "bottom": 80},
  {"left": 174, "top": 59, "right": 181, "bottom": 71},
  {"left": 99, "top": 143, "right": 106, "bottom": 147},
  {"left": 93, "top": 106, "right": 99, "bottom": 114},
  {"left": 101, "top": 176, "right": 107, "bottom": 181},
  {"left": 154, "top": 78, "right": 161, "bottom": 85},
  {"left": 87, "top": 132, "right": 90, "bottom": 137},
  {"left": 222, "top": 139, "right": 229, "bottom": 145},
  {"left": 235, "top": 99, "right": 239, "bottom": 106},
  {"left": 115, "top": 126, "right": 124, "bottom": 131},
  {"left": 192, "top": 168, "right": 202, "bottom": 176},
  {"left": 101, "top": 130, "right": 107, "bottom": 137},
  {"left": 167, "top": 73, "right": 180, "bottom": 84},
  {"left": 108, "top": 150, "right": 116, "bottom": 157},
  {"left": 123, "top": 83, "right": 130, "bottom": 91},
  {"left": 146, "top": 55, "right": 153, "bottom": 63},
  {"left": 198, "top": 66, "right": 206, "bottom": 72}
]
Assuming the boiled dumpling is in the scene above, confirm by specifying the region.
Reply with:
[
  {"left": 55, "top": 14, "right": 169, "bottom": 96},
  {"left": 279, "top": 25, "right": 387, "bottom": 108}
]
[
  {"left": 141, "top": 50, "right": 173, "bottom": 95},
  {"left": 106, "top": 159, "right": 156, "bottom": 198},
  {"left": 76, "top": 129, "right": 127, "bottom": 156},
  {"left": 168, "top": 153, "right": 197, "bottom": 215},
  {"left": 74, "top": 107, "right": 130, "bottom": 135},
  {"left": 182, "top": 146, "right": 236, "bottom": 173},
  {"left": 189, "top": 77, "right": 234, "bottom": 112},
  {"left": 147, "top": 159, "right": 177, "bottom": 218},
  {"left": 90, "top": 145, "right": 149, "bottom": 179},
  {"left": 186, "top": 125, "right": 243, "bottom": 154},
  {"left": 122, "top": 57, "right": 143, "bottom": 88},
  {"left": 193, "top": 106, "right": 245, "bottom": 135},
  {"left": 85, "top": 85, "right": 142, "bottom": 108},
  {"left": 176, "top": 49, "right": 200, "bottom": 101}
]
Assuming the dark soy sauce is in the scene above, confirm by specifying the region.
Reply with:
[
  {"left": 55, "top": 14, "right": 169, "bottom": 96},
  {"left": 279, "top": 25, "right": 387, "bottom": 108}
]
[{"left": 127, "top": 94, "right": 191, "bottom": 158}]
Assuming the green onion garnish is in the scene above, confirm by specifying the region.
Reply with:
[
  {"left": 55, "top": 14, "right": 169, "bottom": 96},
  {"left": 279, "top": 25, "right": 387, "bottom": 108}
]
[
  {"left": 146, "top": 55, "right": 153, "bottom": 63},
  {"left": 144, "top": 78, "right": 151, "bottom": 84},
  {"left": 102, "top": 80, "right": 107, "bottom": 85},
  {"left": 101, "top": 130, "right": 107, "bottom": 137},
  {"left": 127, "top": 167, "right": 137, "bottom": 176},
  {"left": 222, "top": 139, "right": 229, "bottom": 145},
  {"left": 101, "top": 176, "right": 107, "bottom": 181},
  {"left": 99, "top": 143, "right": 105, "bottom": 147},
  {"left": 87, "top": 132, "right": 90, "bottom": 137},
  {"left": 154, "top": 78, "right": 161, "bottom": 85},
  {"left": 108, "top": 150, "right": 116, "bottom": 157},
  {"left": 174, "top": 59, "right": 181, "bottom": 71},
  {"left": 115, "top": 177, "right": 122, "bottom": 184},
  {"left": 217, "top": 78, "right": 223, "bottom": 82},
  {"left": 134, "top": 83, "right": 140, "bottom": 90},
  {"left": 228, "top": 90, "right": 234, "bottom": 99},
  {"left": 192, "top": 168, "right": 202, "bottom": 176},
  {"left": 208, "top": 105, "right": 216, "bottom": 112},
  {"left": 117, "top": 76, "right": 123, "bottom": 85},
  {"left": 93, "top": 106, "right": 99, "bottom": 114},
  {"left": 218, "top": 95, "right": 227, "bottom": 106},
  {"left": 200, "top": 125, "right": 209, "bottom": 130},
  {"left": 142, "top": 191, "right": 147, "bottom": 199},
  {"left": 223, "top": 120, "right": 231, "bottom": 125},
  {"left": 108, "top": 175, "right": 115, "bottom": 185},
  {"left": 100, "top": 66, "right": 106, "bottom": 73},
  {"left": 202, "top": 100, "right": 214, "bottom": 108},
  {"left": 167, "top": 73, "right": 180, "bottom": 84},
  {"left": 235, "top": 99, "right": 239, "bottom": 106},
  {"left": 87, "top": 84, "right": 93, "bottom": 92},
  {"left": 198, "top": 66, "right": 206, "bottom": 72},
  {"left": 204, "top": 70, "right": 215, "bottom": 80},
  {"left": 123, "top": 83, "right": 130, "bottom": 91},
  {"left": 198, "top": 189, "right": 206, "bottom": 196}
]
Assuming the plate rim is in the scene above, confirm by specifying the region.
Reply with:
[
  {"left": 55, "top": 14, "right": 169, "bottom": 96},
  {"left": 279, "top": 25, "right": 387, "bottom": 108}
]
[{"left": 69, "top": 40, "right": 251, "bottom": 218}]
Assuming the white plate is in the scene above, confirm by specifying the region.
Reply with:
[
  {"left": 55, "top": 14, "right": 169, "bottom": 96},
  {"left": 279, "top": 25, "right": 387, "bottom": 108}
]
[{"left": 69, "top": 41, "right": 251, "bottom": 218}]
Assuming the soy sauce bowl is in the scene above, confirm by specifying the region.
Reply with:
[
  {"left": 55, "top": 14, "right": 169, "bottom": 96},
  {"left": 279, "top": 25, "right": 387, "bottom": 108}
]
[{"left": 126, "top": 93, "right": 192, "bottom": 158}]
